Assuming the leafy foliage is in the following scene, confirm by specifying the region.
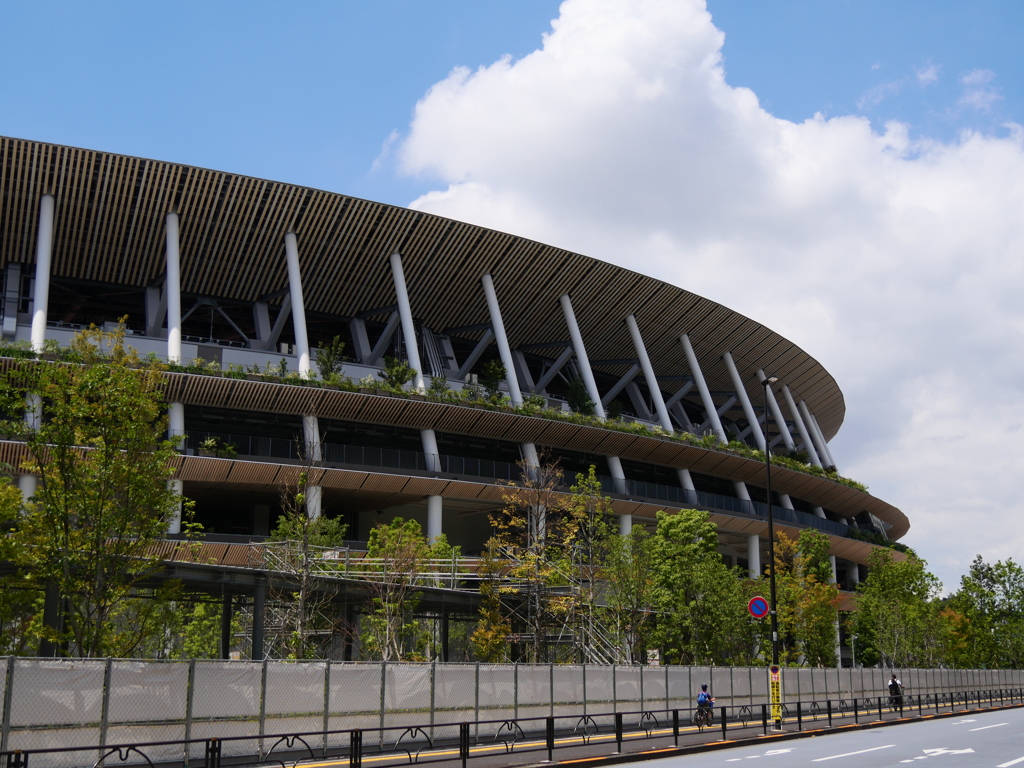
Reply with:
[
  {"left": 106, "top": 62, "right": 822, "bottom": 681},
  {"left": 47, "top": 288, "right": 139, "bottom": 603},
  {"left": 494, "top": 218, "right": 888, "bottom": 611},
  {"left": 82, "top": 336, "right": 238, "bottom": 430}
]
[{"left": 0, "top": 324, "right": 184, "bottom": 657}]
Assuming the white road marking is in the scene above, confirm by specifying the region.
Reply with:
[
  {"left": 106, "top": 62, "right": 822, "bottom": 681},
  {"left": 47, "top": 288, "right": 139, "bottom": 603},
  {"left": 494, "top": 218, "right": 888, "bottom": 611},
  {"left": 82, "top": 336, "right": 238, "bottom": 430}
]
[
  {"left": 968, "top": 722, "right": 1007, "bottom": 731},
  {"left": 812, "top": 745, "right": 896, "bottom": 762},
  {"left": 951, "top": 719, "right": 976, "bottom": 724},
  {"left": 923, "top": 748, "right": 974, "bottom": 756},
  {"left": 764, "top": 750, "right": 793, "bottom": 755},
  {"left": 997, "top": 758, "right": 1024, "bottom": 768}
]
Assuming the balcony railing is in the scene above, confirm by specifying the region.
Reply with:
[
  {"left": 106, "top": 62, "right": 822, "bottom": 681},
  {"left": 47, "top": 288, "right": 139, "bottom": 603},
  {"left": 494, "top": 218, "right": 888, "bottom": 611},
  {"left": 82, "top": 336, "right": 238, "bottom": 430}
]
[{"left": 183, "top": 430, "right": 851, "bottom": 539}]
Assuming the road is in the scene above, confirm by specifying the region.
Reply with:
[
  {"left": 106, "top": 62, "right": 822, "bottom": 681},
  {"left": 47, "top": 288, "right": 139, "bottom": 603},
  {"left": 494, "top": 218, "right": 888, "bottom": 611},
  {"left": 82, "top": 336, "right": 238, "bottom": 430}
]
[{"left": 634, "top": 706, "right": 1024, "bottom": 768}]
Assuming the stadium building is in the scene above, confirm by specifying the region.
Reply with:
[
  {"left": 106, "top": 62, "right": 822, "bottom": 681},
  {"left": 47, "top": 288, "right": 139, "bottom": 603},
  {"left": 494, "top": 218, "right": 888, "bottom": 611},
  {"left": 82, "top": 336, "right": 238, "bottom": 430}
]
[{"left": 0, "top": 137, "right": 907, "bottom": 659}]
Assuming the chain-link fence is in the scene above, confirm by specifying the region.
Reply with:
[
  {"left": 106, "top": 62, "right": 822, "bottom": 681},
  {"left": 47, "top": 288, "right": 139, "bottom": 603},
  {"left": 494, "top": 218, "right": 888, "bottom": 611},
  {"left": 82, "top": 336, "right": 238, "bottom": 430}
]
[{"left": 2, "top": 657, "right": 1020, "bottom": 758}]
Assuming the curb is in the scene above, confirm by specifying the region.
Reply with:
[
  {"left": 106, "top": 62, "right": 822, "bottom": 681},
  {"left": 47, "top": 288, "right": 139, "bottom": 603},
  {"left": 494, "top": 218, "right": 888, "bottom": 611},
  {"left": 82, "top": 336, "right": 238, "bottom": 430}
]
[{"left": 528, "top": 702, "right": 1024, "bottom": 768}]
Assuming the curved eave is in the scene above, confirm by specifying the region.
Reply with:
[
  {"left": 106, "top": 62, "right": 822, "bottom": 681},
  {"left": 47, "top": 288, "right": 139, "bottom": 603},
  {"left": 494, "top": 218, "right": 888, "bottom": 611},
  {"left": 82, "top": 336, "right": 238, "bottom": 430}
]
[
  {"left": 0, "top": 136, "right": 844, "bottom": 436},
  {"left": 155, "top": 373, "right": 907, "bottom": 539}
]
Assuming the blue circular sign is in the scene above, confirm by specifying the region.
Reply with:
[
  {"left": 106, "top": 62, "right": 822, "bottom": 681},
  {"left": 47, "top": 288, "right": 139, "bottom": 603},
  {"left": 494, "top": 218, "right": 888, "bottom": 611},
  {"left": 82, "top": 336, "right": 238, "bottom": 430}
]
[{"left": 748, "top": 596, "right": 770, "bottom": 619}]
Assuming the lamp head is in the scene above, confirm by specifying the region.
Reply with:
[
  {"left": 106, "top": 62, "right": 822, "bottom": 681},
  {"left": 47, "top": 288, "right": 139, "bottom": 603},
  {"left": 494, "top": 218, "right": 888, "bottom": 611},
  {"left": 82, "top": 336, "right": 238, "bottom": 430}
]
[{"left": 765, "top": 376, "right": 779, "bottom": 385}]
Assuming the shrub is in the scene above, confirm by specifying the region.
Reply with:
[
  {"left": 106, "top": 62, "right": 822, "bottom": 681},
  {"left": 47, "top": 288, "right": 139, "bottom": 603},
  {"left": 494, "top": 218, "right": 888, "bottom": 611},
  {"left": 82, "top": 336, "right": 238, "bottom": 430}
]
[{"left": 380, "top": 357, "right": 416, "bottom": 391}]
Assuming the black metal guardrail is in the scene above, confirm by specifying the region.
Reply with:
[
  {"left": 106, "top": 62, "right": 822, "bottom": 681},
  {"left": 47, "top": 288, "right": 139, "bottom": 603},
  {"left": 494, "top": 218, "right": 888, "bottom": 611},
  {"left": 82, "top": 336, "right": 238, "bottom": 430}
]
[
  {"left": 183, "top": 431, "right": 854, "bottom": 541},
  {"left": 2, "top": 687, "right": 1021, "bottom": 768}
]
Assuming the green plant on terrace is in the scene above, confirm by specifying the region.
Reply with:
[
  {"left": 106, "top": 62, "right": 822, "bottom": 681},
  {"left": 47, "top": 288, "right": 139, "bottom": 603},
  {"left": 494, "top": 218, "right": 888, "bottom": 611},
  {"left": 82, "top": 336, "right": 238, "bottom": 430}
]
[{"left": 380, "top": 356, "right": 416, "bottom": 391}]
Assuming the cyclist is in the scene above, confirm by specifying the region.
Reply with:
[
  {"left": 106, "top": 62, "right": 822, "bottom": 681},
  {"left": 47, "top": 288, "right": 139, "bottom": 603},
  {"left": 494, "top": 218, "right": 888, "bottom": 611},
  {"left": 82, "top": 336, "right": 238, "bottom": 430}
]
[
  {"left": 888, "top": 674, "right": 903, "bottom": 710},
  {"left": 696, "top": 684, "right": 715, "bottom": 724}
]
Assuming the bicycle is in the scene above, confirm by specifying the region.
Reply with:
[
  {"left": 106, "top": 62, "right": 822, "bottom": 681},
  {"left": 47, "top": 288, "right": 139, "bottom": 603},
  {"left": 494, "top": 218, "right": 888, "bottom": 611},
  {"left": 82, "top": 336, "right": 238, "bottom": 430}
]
[{"left": 692, "top": 706, "right": 714, "bottom": 730}]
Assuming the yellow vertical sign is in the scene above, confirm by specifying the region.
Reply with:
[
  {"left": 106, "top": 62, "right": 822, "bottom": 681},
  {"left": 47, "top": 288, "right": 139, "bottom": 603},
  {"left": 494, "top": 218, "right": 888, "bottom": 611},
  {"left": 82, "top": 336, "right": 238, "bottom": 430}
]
[{"left": 769, "top": 665, "right": 783, "bottom": 725}]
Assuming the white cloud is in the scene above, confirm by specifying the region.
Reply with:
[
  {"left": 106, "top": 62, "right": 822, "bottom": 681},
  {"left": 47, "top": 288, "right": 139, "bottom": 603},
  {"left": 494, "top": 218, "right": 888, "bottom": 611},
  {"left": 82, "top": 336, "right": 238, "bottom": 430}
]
[
  {"left": 916, "top": 64, "right": 940, "bottom": 86},
  {"left": 397, "top": 0, "right": 1024, "bottom": 591},
  {"left": 858, "top": 79, "right": 902, "bottom": 110},
  {"left": 959, "top": 68, "right": 1002, "bottom": 112}
]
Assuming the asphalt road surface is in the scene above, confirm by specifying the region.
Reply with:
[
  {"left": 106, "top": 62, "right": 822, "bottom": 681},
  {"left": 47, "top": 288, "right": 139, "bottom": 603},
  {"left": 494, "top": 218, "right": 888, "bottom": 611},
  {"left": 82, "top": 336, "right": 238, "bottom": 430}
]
[{"left": 635, "top": 707, "right": 1024, "bottom": 768}]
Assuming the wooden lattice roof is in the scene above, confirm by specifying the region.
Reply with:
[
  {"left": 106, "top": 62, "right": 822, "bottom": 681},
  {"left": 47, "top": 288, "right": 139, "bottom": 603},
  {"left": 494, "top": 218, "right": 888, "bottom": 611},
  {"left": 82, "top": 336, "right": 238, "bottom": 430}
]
[{"left": 0, "top": 136, "right": 845, "bottom": 437}]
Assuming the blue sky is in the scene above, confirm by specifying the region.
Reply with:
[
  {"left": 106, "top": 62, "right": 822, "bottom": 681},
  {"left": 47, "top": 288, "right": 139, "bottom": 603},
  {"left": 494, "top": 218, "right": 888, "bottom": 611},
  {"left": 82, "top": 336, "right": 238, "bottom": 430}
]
[
  {"left": 3, "top": 1, "right": 1024, "bottom": 586},
  {"left": 2, "top": 2, "right": 1019, "bottom": 204}
]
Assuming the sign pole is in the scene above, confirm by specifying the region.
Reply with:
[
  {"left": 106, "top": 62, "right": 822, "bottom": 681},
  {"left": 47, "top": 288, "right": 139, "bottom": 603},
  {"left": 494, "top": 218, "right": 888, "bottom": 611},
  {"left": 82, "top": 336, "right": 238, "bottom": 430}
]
[{"left": 763, "top": 377, "right": 782, "bottom": 730}]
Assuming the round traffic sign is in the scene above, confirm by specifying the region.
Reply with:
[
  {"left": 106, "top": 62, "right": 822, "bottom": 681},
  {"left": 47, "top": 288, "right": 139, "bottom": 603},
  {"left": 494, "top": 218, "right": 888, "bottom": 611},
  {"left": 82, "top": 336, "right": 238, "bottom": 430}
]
[{"left": 748, "top": 596, "right": 770, "bottom": 619}]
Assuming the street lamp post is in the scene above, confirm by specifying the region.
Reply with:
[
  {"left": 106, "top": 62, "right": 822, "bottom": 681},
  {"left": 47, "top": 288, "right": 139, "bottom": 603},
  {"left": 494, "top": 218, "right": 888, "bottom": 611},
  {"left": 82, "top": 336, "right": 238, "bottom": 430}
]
[{"left": 762, "top": 376, "right": 781, "bottom": 669}]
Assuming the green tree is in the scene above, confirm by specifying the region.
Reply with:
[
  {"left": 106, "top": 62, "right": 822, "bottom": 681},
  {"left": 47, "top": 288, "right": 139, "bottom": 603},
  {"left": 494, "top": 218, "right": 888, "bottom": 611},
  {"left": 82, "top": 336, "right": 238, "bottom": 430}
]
[
  {"left": 315, "top": 336, "right": 347, "bottom": 382},
  {"left": 600, "top": 525, "right": 657, "bottom": 663},
  {"left": 772, "top": 530, "right": 840, "bottom": 666},
  {"left": 380, "top": 356, "right": 416, "bottom": 391},
  {"left": 566, "top": 378, "right": 595, "bottom": 416},
  {"left": 947, "top": 556, "right": 1024, "bottom": 668},
  {"left": 362, "top": 517, "right": 454, "bottom": 661},
  {"left": 852, "top": 549, "right": 942, "bottom": 668},
  {"left": 266, "top": 468, "right": 348, "bottom": 660},
  {"left": 2, "top": 324, "right": 184, "bottom": 657},
  {"left": 479, "top": 359, "right": 507, "bottom": 400},
  {"left": 650, "top": 509, "right": 750, "bottom": 665}
]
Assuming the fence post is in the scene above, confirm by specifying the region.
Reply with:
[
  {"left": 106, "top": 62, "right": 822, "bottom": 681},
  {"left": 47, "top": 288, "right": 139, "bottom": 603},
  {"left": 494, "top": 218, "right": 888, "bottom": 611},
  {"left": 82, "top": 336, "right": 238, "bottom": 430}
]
[
  {"left": 459, "top": 722, "right": 469, "bottom": 768},
  {"left": 796, "top": 701, "right": 801, "bottom": 731},
  {"left": 184, "top": 658, "right": 196, "bottom": 768},
  {"left": 350, "top": 729, "right": 362, "bottom": 768},
  {"left": 665, "top": 664, "right": 670, "bottom": 714},
  {"left": 474, "top": 663, "right": 480, "bottom": 740},
  {"left": 323, "top": 660, "right": 331, "bottom": 757},
  {"left": 513, "top": 663, "right": 519, "bottom": 721},
  {"left": 99, "top": 658, "right": 113, "bottom": 750},
  {"left": 550, "top": 663, "right": 555, "bottom": 718},
  {"left": 546, "top": 717, "right": 555, "bottom": 761},
  {"left": 721, "top": 706, "right": 727, "bottom": 740},
  {"left": 1, "top": 657, "right": 15, "bottom": 754},
  {"left": 826, "top": 700, "right": 832, "bottom": 728},
  {"left": 612, "top": 664, "right": 617, "bottom": 713},
  {"left": 581, "top": 663, "right": 586, "bottom": 718},
  {"left": 673, "top": 709, "right": 679, "bottom": 746},
  {"left": 614, "top": 712, "right": 623, "bottom": 753},
  {"left": 853, "top": 697, "right": 858, "bottom": 724},
  {"left": 639, "top": 662, "right": 644, "bottom": 712},
  {"left": 429, "top": 660, "right": 436, "bottom": 735},
  {"left": 258, "top": 660, "right": 268, "bottom": 760},
  {"left": 379, "top": 662, "right": 387, "bottom": 751},
  {"left": 761, "top": 703, "right": 767, "bottom": 735}
]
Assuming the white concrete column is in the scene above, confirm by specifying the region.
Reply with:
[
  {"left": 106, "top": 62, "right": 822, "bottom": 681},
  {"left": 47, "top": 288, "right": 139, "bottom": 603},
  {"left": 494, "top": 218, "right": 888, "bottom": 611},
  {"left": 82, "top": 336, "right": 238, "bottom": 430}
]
[
  {"left": 677, "top": 468, "right": 697, "bottom": 501},
  {"left": 756, "top": 370, "right": 795, "bottom": 452},
  {"left": 619, "top": 513, "right": 632, "bottom": 536},
  {"left": 165, "top": 212, "right": 183, "bottom": 363},
  {"left": 284, "top": 232, "right": 311, "bottom": 377},
  {"left": 168, "top": 478, "right": 183, "bottom": 534},
  {"left": 524, "top": 442, "right": 540, "bottom": 473},
  {"left": 607, "top": 455, "right": 627, "bottom": 494},
  {"left": 799, "top": 400, "right": 832, "bottom": 470},
  {"left": 481, "top": 274, "right": 521, "bottom": 406},
  {"left": 165, "top": 213, "right": 186, "bottom": 476},
  {"left": 30, "top": 194, "right": 55, "bottom": 353},
  {"left": 168, "top": 403, "right": 185, "bottom": 438},
  {"left": 734, "top": 480, "right": 752, "bottom": 508},
  {"left": 561, "top": 294, "right": 625, "bottom": 487},
  {"left": 302, "top": 414, "right": 322, "bottom": 462},
  {"left": 427, "top": 495, "right": 443, "bottom": 542},
  {"left": 680, "top": 334, "right": 727, "bottom": 443},
  {"left": 747, "top": 534, "right": 761, "bottom": 579},
  {"left": 559, "top": 294, "right": 605, "bottom": 418},
  {"left": 390, "top": 252, "right": 426, "bottom": 392},
  {"left": 781, "top": 385, "right": 821, "bottom": 467},
  {"left": 779, "top": 493, "right": 795, "bottom": 510},
  {"left": 305, "top": 485, "right": 322, "bottom": 520},
  {"left": 829, "top": 555, "right": 838, "bottom": 584},
  {"left": 807, "top": 410, "right": 838, "bottom": 469},
  {"left": 813, "top": 506, "right": 827, "bottom": 519},
  {"left": 483, "top": 273, "right": 540, "bottom": 469},
  {"left": 421, "top": 428, "right": 440, "bottom": 472},
  {"left": 18, "top": 473, "right": 36, "bottom": 501},
  {"left": 723, "top": 352, "right": 765, "bottom": 451},
  {"left": 625, "top": 314, "right": 673, "bottom": 433},
  {"left": 848, "top": 560, "right": 860, "bottom": 585}
]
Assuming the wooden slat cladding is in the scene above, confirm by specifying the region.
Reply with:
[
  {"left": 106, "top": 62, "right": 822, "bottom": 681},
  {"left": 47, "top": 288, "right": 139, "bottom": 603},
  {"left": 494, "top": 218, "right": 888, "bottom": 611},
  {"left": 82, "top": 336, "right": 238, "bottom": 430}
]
[
  {"left": 155, "top": 371, "right": 907, "bottom": 538},
  {"left": 0, "top": 136, "right": 843, "bottom": 436}
]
